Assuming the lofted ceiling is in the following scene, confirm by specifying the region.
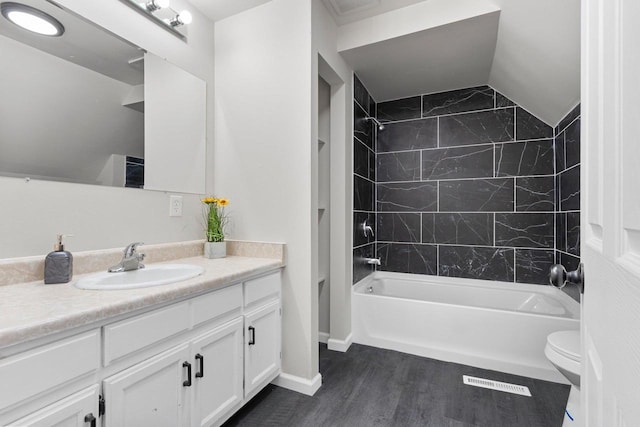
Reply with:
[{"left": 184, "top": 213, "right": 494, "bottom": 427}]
[
  {"left": 340, "top": 10, "right": 500, "bottom": 104},
  {"left": 328, "top": 0, "right": 580, "bottom": 126}
]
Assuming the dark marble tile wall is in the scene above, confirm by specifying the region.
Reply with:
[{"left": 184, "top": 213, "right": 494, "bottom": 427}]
[
  {"left": 374, "top": 85, "right": 559, "bottom": 286},
  {"left": 125, "top": 156, "right": 144, "bottom": 188},
  {"left": 352, "top": 78, "right": 581, "bottom": 295},
  {"left": 353, "top": 75, "right": 376, "bottom": 284},
  {"left": 555, "top": 105, "right": 581, "bottom": 301}
]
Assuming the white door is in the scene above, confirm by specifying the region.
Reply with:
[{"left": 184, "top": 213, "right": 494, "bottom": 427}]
[
  {"left": 103, "top": 344, "right": 190, "bottom": 427},
  {"left": 244, "top": 301, "right": 281, "bottom": 397},
  {"left": 582, "top": 0, "right": 640, "bottom": 424},
  {"left": 11, "top": 385, "right": 99, "bottom": 427},
  {"left": 191, "top": 317, "right": 244, "bottom": 427}
]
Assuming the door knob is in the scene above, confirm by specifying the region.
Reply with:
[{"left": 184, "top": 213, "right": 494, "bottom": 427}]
[{"left": 549, "top": 263, "right": 584, "bottom": 294}]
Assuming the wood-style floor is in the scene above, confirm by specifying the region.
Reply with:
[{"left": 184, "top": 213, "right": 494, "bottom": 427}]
[{"left": 224, "top": 344, "right": 569, "bottom": 427}]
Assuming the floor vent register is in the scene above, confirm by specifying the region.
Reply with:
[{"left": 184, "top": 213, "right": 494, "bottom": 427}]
[{"left": 463, "top": 375, "right": 532, "bottom": 397}]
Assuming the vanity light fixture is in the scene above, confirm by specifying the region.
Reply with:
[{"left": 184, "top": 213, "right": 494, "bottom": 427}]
[
  {"left": 144, "top": 0, "right": 169, "bottom": 13},
  {"left": 1, "top": 2, "right": 64, "bottom": 36},
  {"left": 166, "top": 9, "right": 191, "bottom": 27}
]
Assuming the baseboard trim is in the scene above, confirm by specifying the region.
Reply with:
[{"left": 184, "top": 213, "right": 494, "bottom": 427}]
[
  {"left": 272, "top": 372, "right": 323, "bottom": 396},
  {"left": 318, "top": 331, "right": 330, "bottom": 344},
  {"left": 327, "top": 333, "right": 352, "bottom": 352}
]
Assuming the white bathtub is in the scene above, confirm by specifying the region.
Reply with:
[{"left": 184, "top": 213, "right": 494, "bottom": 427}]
[{"left": 352, "top": 272, "right": 580, "bottom": 383}]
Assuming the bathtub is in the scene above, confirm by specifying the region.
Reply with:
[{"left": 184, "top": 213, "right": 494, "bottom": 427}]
[{"left": 352, "top": 272, "right": 580, "bottom": 383}]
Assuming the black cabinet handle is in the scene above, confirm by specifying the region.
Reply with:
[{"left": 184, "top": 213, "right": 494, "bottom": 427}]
[
  {"left": 84, "top": 413, "right": 96, "bottom": 427},
  {"left": 248, "top": 326, "right": 256, "bottom": 345},
  {"left": 183, "top": 361, "right": 192, "bottom": 387},
  {"left": 195, "top": 353, "right": 204, "bottom": 378}
]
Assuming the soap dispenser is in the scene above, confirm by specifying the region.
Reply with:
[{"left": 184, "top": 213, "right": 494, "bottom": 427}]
[{"left": 44, "top": 234, "right": 73, "bottom": 284}]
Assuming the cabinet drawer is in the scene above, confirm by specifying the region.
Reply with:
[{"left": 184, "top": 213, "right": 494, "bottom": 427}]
[
  {"left": 104, "top": 302, "right": 189, "bottom": 365},
  {"left": 0, "top": 330, "right": 100, "bottom": 410},
  {"left": 192, "top": 284, "right": 242, "bottom": 327},
  {"left": 243, "top": 272, "right": 281, "bottom": 309}
]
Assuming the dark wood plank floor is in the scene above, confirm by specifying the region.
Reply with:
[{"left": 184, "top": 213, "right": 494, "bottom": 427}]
[{"left": 224, "top": 344, "right": 569, "bottom": 427}]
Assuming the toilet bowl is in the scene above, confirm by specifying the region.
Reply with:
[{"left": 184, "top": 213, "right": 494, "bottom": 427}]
[
  {"left": 545, "top": 330, "right": 581, "bottom": 386},
  {"left": 545, "top": 330, "right": 581, "bottom": 426}
]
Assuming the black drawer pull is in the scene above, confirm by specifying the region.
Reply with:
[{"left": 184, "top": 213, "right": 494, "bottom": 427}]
[
  {"left": 195, "top": 353, "right": 204, "bottom": 378},
  {"left": 183, "top": 361, "right": 192, "bottom": 387},
  {"left": 248, "top": 326, "right": 256, "bottom": 345},
  {"left": 84, "top": 413, "right": 96, "bottom": 427}
]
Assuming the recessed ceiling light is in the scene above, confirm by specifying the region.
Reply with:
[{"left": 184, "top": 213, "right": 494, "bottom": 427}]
[{"left": 1, "top": 2, "right": 65, "bottom": 36}]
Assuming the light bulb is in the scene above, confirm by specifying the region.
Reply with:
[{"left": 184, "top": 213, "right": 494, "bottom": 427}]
[
  {"left": 178, "top": 10, "right": 192, "bottom": 25},
  {"left": 1, "top": 4, "right": 64, "bottom": 36},
  {"left": 145, "top": 0, "right": 169, "bottom": 12},
  {"left": 7, "top": 10, "right": 57, "bottom": 34}
]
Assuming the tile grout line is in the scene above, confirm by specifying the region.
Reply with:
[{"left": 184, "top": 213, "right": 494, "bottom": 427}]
[
  {"left": 377, "top": 174, "right": 556, "bottom": 185},
  {"left": 373, "top": 241, "right": 555, "bottom": 252},
  {"left": 553, "top": 126, "right": 557, "bottom": 258}
]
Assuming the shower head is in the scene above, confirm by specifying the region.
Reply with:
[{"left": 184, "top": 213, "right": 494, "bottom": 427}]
[{"left": 365, "top": 116, "right": 384, "bottom": 131}]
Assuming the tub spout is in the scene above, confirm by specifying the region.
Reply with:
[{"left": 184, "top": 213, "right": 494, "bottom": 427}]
[{"left": 365, "top": 258, "right": 381, "bottom": 266}]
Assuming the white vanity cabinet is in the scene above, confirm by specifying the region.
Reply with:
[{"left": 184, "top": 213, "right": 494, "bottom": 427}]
[
  {"left": 0, "top": 269, "right": 282, "bottom": 427},
  {"left": 103, "top": 318, "right": 246, "bottom": 427},
  {"left": 190, "top": 317, "right": 244, "bottom": 427},
  {"left": 10, "top": 385, "right": 100, "bottom": 427},
  {"left": 103, "top": 344, "right": 191, "bottom": 427},
  {"left": 243, "top": 270, "right": 282, "bottom": 399},
  {"left": 244, "top": 301, "right": 281, "bottom": 398}
]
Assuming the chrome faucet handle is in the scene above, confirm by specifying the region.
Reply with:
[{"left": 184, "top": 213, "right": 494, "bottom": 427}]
[
  {"left": 362, "top": 220, "right": 374, "bottom": 238},
  {"left": 124, "top": 242, "right": 144, "bottom": 257}
]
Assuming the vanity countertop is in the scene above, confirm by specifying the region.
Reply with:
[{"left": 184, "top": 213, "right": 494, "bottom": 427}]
[{"left": 0, "top": 255, "right": 283, "bottom": 350}]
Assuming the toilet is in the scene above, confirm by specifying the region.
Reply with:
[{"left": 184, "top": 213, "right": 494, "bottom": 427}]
[{"left": 545, "top": 330, "right": 581, "bottom": 427}]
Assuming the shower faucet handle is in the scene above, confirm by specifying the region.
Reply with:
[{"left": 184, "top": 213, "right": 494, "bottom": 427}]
[
  {"left": 362, "top": 219, "right": 374, "bottom": 238},
  {"left": 549, "top": 263, "right": 584, "bottom": 294}
]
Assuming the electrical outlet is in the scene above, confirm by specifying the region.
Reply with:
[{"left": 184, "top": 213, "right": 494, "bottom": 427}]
[{"left": 169, "top": 195, "right": 183, "bottom": 217}]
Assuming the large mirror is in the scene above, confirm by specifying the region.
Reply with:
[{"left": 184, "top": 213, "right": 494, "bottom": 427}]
[{"left": 0, "top": 0, "right": 205, "bottom": 193}]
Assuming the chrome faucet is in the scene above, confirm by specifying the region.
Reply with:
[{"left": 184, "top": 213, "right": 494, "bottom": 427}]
[
  {"left": 365, "top": 258, "right": 381, "bottom": 266},
  {"left": 108, "top": 242, "right": 146, "bottom": 273},
  {"left": 362, "top": 220, "right": 374, "bottom": 238}
]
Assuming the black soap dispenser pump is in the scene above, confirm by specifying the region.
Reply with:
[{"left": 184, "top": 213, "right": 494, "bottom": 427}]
[{"left": 44, "top": 234, "right": 73, "bottom": 284}]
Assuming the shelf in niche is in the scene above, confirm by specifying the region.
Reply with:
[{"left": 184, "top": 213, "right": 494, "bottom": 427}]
[
  {"left": 318, "top": 138, "right": 327, "bottom": 149},
  {"left": 318, "top": 276, "right": 326, "bottom": 285}
]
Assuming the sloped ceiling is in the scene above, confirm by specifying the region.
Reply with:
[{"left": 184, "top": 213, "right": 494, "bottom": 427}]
[
  {"left": 332, "top": 0, "right": 580, "bottom": 126},
  {"left": 340, "top": 10, "right": 500, "bottom": 103}
]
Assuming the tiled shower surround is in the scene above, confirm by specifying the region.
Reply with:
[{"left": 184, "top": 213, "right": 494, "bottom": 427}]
[
  {"left": 555, "top": 105, "right": 581, "bottom": 280},
  {"left": 353, "top": 74, "right": 377, "bottom": 284},
  {"left": 353, "top": 75, "right": 581, "bottom": 295}
]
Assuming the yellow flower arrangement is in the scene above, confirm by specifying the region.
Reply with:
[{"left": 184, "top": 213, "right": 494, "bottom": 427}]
[{"left": 202, "top": 196, "right": 229, "bottom": 242}]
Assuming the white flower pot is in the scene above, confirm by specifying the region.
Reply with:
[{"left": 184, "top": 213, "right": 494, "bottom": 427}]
[{"left": 204, "top": 241, "right": 226, "bottom": 259}]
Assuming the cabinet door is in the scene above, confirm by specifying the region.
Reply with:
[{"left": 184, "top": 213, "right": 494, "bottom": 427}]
[
  {"left": 103, "top": 344, "right": 190, "bottom": 427},
  {"left": 244, "top": 301, "right": 281, "bottom": 397},
  {"left": 191, "top": 317, "right": 243, "bottom": 427},
  {"left": 11, "top": 385, "right": 99, "bottom": 427}
]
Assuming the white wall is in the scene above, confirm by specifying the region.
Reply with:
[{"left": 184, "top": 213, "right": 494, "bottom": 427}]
[
  {"left": 312, "top": 0, "right": 354, "bottom": 349},
  {"left": 0, "top": 35, "right": 143, "bottom": 184},
  {"left": 144, "top": 53, "right": 206, "bottom": 194},
  {"left": 0, "top": 1, "right": 215, "bottom": 259},
  {"left": 214, "top": 0, "right": 315, "bottom": 381}
]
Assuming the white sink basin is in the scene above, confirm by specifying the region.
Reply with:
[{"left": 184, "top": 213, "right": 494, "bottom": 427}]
[{"left": 75, "top": 264, "right": 204, "bottom": 290}]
